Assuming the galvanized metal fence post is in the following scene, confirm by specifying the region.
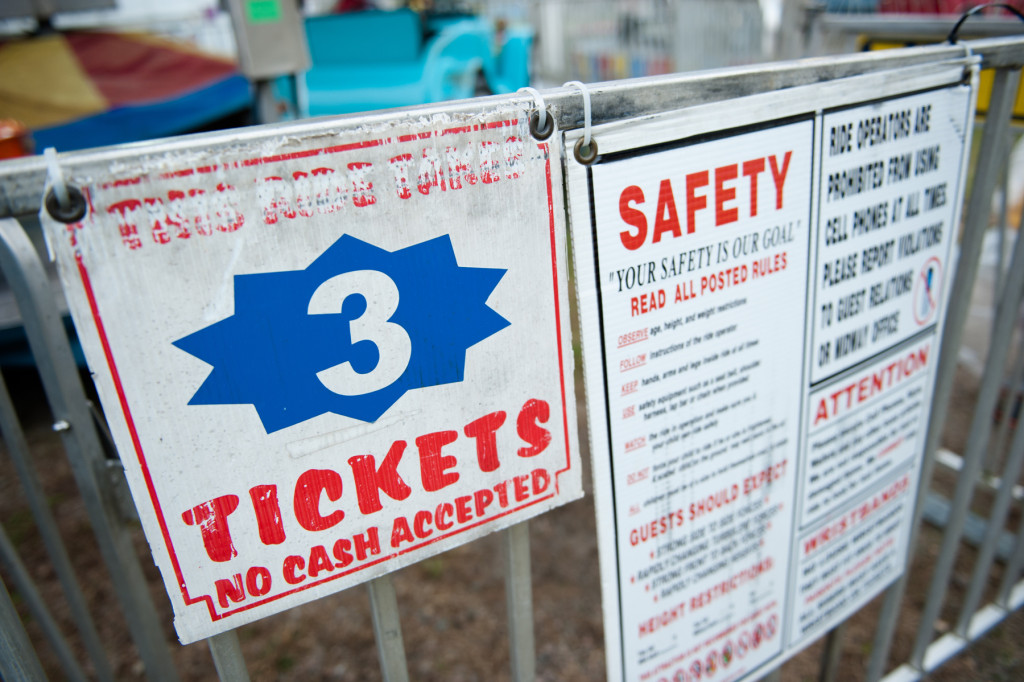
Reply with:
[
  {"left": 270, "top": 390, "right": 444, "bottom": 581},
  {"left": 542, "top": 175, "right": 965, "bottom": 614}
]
[
  {"left": 208, "top": 631, "right": 251, "bottom": 682},
  {"left": 0, "top": 217, "right": 179, "bottom": 681},
  {"left": 503, "top": 521, "right": 535, "bottom": 682},
  {"left": 368, "top": 574, "right": 410, "bottom": 682},
  {"left": 986, "top": 333, "right": 1024, "bottom": 474},
  {"left": 907, "top": 65, "right": 1024, "bottom": 673},
  {"left": 997, "top": 510, "right": 1024, "bottom": 607},
  {"left": 955, "top": 214, "right": 1024, "bottom": 635},
  {"left": 954, "top": 338, "right": 1024, "bottom": 630},
  {"left": 819, "top": 623, "right": 846, "bottom": 682},
  {"left": 0, "top": 525, "right": 88, "bottom": 681},
  {"left": 0, "top": 366, "right": 114, "bottom": 681},
  {"left": 866, "top": 66, "right": 1022, "bottom": 681},
  {"left": 0, "top": 572, "right": 48, "bottom": 682}
]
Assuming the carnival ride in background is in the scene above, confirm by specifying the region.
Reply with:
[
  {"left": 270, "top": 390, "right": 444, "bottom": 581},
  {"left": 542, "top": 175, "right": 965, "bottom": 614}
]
[{"left": 295, "top": 9, "right": 532, "bottom": 118}]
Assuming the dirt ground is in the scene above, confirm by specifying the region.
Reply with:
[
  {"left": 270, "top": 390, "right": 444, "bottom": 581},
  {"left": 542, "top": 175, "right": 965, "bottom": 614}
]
[{"left": 1, "top": 357, "right": 1022, "bottom": 681}]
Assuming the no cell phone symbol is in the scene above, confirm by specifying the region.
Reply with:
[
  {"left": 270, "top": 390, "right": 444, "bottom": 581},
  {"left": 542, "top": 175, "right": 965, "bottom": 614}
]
[
  {"left": 914, "top": 256, "right": 942, "bottom": 325},
  {"left": 174, "top": 234, "right": 510, "bottom": 432}
]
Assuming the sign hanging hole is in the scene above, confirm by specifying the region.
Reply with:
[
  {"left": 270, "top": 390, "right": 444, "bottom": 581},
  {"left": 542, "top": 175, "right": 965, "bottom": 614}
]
[
  {"left": 574, "top": 137, "right": 598, "bottom": 165},
  {"left": 530, "top": 109, "right": 554, "bottom": 140},
  {"left": 44, "top": 185, "right": 87, "bottom": 224}
]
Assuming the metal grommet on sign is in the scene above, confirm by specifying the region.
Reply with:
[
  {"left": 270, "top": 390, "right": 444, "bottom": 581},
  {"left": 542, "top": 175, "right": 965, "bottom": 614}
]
[
  {"left": 518, "top": 86, "right": 553, "bottom": 140},
  {"left": 530, "top": 109, "right": 554, "bottom": 140},
  {"left": 44, "top": 185, "right": 87, "bottom": 224},
  {"left": 43, "top": 147, "right": 87, "bottom": 223},
  {"left": 573, "top": 136, "right": 598, "bottom": 164},
  {"left": 564, "top": 80, "right": 597, "bottom": 165}
]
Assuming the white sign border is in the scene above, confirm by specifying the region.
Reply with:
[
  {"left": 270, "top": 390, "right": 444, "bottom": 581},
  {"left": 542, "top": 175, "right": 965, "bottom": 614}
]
[
  {"left": 565, "top": 61, "right": 977, "bottom": 682},
  {"left": 52, "top": 113, "right": 583, "bottom": 643}
]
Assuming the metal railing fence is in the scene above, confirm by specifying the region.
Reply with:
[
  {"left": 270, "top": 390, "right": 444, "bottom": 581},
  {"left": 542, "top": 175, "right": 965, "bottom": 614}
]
[{"left": 0, "top": 35, "right": 1024, "bottom": 681}]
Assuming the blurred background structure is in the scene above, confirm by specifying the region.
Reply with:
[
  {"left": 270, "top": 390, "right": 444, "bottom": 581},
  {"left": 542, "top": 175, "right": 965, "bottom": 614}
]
[{"left": 3, "top": 0, "right": 1024, "bottom": 144}]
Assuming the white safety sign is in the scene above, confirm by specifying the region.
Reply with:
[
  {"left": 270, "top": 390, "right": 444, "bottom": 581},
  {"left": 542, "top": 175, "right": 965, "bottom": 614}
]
[
  {"left": 567, "top": 61, "right": 974, "bottom": 681},
  {"left": 43, "top": 107, "right": 581, "bottom": 643}
]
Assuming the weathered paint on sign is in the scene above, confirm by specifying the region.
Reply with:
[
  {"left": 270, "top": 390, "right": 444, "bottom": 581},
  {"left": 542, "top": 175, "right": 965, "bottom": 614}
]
[
  {"left": 43, "top": 108, "right": 581, "bottom": 643},
  {"left": 567, "top": 64, "right": 974, "bottom": 681}
]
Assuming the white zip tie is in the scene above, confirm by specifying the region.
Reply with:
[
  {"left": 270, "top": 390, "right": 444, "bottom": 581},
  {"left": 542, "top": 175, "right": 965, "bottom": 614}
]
[
  {"left": 564, "top": 80, "right": 592, "bottom": 148},
  {"left": 963, "top": 42, "right": 977, "bottom": 65},
  {"left": 44, "top": 147, "right": 70, "bottom": 212},
  {"left": 517, "top": 86, "right": 547, "bottom": 132},
  {"left": 960, "top": 42, "right": 980, "bottom": 87}
]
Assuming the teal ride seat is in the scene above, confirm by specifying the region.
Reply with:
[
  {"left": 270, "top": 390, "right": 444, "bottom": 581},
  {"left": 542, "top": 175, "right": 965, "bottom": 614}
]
[{"left": 298, "top": 10, "right": 532, "bottom": 118}]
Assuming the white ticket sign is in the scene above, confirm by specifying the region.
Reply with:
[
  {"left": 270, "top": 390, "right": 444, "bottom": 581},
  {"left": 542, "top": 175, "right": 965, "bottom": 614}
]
[
  {"left": 567, "top": 62, "right": 974, "bottom": 681},
  {"left": 43, "top": 108, "right": 581, "bottom": 643}
]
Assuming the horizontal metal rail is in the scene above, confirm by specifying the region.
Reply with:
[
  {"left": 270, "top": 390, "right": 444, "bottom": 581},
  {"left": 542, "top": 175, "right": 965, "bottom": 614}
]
[
  {"left": 818, "top": 13, "right": 1024, "bottom": 41},
  {"left": 879, "top": 585, "right": 1024, "bottom": 682},
  {"left": 2, "top": 36, "right": 1024, "bottom": 218}
]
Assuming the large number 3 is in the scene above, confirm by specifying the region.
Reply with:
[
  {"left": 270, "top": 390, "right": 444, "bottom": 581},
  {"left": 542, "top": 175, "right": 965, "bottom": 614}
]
[{"left": 307, "top": 271, "right": 412, "bottom": 396}]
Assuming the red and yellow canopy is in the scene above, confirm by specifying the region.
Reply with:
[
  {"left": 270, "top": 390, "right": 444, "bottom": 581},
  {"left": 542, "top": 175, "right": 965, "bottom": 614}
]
[{"left": 0, "top": 30, "right": 251, "bottom": 152}]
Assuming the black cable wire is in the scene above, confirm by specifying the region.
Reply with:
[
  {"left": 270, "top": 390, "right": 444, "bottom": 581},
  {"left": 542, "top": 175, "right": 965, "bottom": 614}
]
[{"left": 947, "top": 3, "right": 1024, "bottom": 44}]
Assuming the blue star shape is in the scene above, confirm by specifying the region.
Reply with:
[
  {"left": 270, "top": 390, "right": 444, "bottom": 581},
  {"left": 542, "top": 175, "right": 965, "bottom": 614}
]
[{"left": 173, "top": 235, "right": 509, "bottom": 432}]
